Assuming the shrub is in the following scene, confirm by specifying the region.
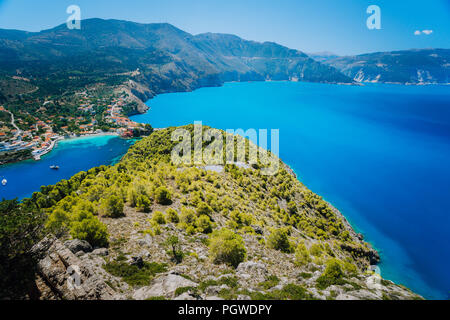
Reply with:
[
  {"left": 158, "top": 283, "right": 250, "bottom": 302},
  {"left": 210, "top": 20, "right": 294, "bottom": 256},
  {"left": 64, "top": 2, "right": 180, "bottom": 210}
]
[
  {"left": 248, "top": 283, "right": 314, "bottom": 300},
  {"left": 99, "top": 194, "right": 124, "bottom": 218},
  {"left": 267, "top": 228, "right": 292, "bottom": 253},
  {"left": 70, "top": 213, "right": 109, "bottom": 247},
  {"left": 196, "top": 215, "right": 214, "bottom": 234},
  {"left": 196, "top": 202, "right": 212, "bottom": 216},
  {"left": 165, "top": 235, "right": 184, "bottom": 263},
  {"left": 104, "top": 260, "right": 167, "bottom": 287},
  {"left": 343, "top": 260, "right": 358, "bottom": 276},
  {"left": 46, "top": 208, "right": 70, "bottom": 236},
  {"left": 259, "top": 275, "right": 280, "bottom": 290},
  {"left": 309, "top": 243, "right": 323, "bottom": 257},
  {"left": 294, "top": 243, "right": 311, "bottom": 266},
  {"left": 209, "top": 228, "right": 246, "bottom": 268},
  {"left": 180, "top": 207, "right": 197, "bottom": 225},
  {"left": 165, "top": 208, "right": 179, "bottom": 223},
  {"left": 136, "top": 195, "right": 152, "bottom": 213},
  {"left": 316, "top": 259, "right": 345, "bottom": 289},
  {"left": 287, "top": 201, "right": 297, "bottom": 214},
  {"left": 228, "top": 210, "right": 252, "bottom": 229},
  {"left": 152, "top": 211, "right": 166, "bottom": 225},
  {"left": 155, "top": 186, "right": 172, "bottom": 205}
]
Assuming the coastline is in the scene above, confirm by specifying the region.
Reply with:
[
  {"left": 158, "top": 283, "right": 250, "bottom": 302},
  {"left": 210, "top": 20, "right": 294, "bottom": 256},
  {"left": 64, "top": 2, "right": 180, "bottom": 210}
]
[
  {"left": 0, "top": 132, "right": 121, "bottom": 165},
  {"left": 35, "top": 132, "right": 121, "bottom": 160},
  {"left": 132, "top": 81, "right": 450, "bottom": 299}
]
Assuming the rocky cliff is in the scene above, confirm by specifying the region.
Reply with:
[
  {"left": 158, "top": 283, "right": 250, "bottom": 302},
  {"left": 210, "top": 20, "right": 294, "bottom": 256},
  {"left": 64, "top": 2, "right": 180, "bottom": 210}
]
[{"left": 325, "top": 49, "right": 450, "bottom": 84}]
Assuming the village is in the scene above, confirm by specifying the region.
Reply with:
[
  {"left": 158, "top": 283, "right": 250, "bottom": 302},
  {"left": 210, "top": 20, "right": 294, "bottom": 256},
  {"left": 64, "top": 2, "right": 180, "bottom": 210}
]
[{"left": 0, "top": 88, "right": 149, "bottom": 161}]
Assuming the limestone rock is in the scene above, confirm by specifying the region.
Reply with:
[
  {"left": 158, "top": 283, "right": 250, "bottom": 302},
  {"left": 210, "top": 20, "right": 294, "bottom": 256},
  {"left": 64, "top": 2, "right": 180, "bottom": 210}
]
[
  {"left": 236, "top": 261, "right": 268, "bottom": 281},
  {"left": 133, "top": 274, "right": 198, "bottom": 300},
  {"left": 204, "top": 296, "right": 224, "bottom": 300},
  {"left": 31, "top": 237, "right": 117, "bottom": 300},
  {"left": 205, "top": 284, "right": 229, "bottom": 296},
  {"left": 174, "top": 292, "right": 199, "bottom": 300},
  {"left": 64, "top": 239, "right": 93, "bottom": 254},
  {"left": 92, "top": 248, "right": 109, "bottom": 256}
]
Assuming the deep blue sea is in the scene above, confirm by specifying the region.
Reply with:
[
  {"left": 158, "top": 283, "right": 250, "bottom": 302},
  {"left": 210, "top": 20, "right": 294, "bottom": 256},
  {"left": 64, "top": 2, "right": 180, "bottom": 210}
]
[
  {"left": 130, "top": 82, "right": 450, "bottom": 300},
  {"left": 0, "top": 135, "right": 134, "bottom": 200}
]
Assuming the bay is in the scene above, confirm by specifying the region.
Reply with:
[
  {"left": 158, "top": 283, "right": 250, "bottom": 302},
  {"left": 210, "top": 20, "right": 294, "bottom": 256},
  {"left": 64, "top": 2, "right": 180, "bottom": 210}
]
[
  {"left": 0, "top": 135, "right": 135, "bottom": 200},
  {"left": 131, "top": 81, "right": 450, "bottom": 300}
]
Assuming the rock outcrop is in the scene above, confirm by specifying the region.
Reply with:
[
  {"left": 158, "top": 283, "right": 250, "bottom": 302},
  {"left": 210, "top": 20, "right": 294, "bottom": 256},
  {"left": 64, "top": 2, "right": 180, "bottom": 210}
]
[
  {"left": 31, "top": 237, "right": 118, "bottom": 300},
  {"left": 133, "top": 273, "right": 198, "bottom": 300}
]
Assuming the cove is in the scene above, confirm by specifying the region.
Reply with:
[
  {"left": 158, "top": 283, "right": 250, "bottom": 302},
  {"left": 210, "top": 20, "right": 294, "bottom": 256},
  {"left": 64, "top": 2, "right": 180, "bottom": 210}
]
[
  {"left": 131, "top": 81, "right": 450, "bottom": 300},
  {"left": 0, "top": 135, "right": 136, "bottom": 201}
]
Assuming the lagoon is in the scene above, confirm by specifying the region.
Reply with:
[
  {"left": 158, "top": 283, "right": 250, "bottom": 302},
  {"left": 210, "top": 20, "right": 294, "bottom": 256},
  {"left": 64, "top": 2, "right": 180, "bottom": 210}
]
[
  {"left": 131, "top": 81, "right": 450, "bottom": 300},
  {"left": 0, "top": 135, "right": 135, "bottom": 201}
]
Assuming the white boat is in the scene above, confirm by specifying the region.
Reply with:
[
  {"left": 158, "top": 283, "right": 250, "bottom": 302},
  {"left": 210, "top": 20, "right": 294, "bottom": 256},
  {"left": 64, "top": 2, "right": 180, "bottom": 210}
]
[
  {"left": 1, "top": 179, "right": 7, "bottom": 186},
  {"left": 50, "top": 165, "right": 60, "bottom": 170}
]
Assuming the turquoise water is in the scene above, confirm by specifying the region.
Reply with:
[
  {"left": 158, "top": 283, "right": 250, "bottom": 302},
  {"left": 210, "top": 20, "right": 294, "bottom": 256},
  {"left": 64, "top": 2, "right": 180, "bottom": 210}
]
[
  {"left": 0, "top": 135, "right": 135, "bottom": 200},
  {"left": 131, "top": 81, "right": 450, "bottom": 300}
]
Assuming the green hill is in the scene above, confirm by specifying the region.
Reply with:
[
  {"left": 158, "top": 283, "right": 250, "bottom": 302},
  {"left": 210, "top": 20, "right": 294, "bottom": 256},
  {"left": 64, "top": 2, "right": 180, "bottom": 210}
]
[
  {"left": 0, "top": 18, "right": 352, "bottom": 97},
  {"left": 2, "top": 125, "right": 422, "bottom": 300}
]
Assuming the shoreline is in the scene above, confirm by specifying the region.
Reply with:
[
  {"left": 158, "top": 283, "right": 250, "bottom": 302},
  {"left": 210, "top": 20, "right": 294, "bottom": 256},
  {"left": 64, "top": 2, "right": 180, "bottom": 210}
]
[
  {"left": 33, "top": 132, "right": 121, "bottom": 161},
  {"left": 132, "top": 82, "right": 447, "bottom": 299},
  {"left": 0, "top": 132, "right": 121, "bottom": 166}
]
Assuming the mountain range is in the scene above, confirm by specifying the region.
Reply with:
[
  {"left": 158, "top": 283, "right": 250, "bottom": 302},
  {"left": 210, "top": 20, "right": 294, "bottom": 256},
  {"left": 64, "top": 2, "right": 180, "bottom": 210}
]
[
  {"left": 323, "top": 49, "right": 450, "bottom": 84},
  {"left": 0, "top": 18, "right": 352, "bottom": 99},
  {"left": 0, "top": 19, "right": 448, "bottom": 103}
]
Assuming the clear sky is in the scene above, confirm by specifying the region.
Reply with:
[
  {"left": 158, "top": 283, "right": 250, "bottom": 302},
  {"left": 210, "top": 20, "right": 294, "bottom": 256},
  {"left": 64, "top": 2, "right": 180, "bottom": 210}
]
[{"left": 0, "top": 0, "right": 448, "bottom": 55}]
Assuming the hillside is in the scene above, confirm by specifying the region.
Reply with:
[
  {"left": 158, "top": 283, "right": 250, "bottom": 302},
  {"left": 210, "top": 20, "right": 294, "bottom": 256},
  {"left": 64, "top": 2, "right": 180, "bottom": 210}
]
[
  {"left": 308, "top": 52, "right": 340, "bottom": 63},
  {"left": 0, "top": 18, "right": 352, "bottom": 100},
  {"left": 325, "top": 49, "right": 450, "bottom": 84},
  {"left": 2, "top": 125, "right": 422, "bottom": 300}
]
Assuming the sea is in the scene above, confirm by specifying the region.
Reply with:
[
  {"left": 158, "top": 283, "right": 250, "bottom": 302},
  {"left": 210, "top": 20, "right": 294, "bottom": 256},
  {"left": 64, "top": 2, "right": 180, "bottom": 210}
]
[
  {"left": 130, "top": 81, "right": 450, "bottom": 300},
  {"left": 0, "top": 135, "right": 135, "bottom": 200},
  {"left": 1, "top": 81, "right": 448, "bottom": 299}
]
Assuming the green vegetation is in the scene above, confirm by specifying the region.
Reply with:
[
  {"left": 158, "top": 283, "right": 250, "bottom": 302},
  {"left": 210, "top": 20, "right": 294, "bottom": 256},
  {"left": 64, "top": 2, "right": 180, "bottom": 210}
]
[
  {"left": 267, "top": 227, "right": 292, "bottom": 253},
  {"left": 316, "top": 259, "right": 346, "bottom": 289},
  {"left": 70, "top": 212, "right": 109, "bottom": 247},
  {"left": 165, "top": 208, "right": 179, "bottom": 223},
  {"left": 165, "top": 235, "right": 184, "bottom": 264},
  {"left": 152, "top": 211, "right": 166, "bottom": 225},
  {"left": 99, "top": 194, "right": 124, "bottom": 218},
  {"left": 246, "top": 284, "right": 315, "bottom": 300},
  {"left": 258, "top": 275, "right": 280, "bottom": 290},
  {"left": 209, "top": 228, "right": 246, "bottom": 268},
  {"left": 0, "top": 200, "right": 44, "bottom": 299},
  {"left": 0, "top": 149, "right": 33, "bottom": 165},
  {"left": 104, "top": 259, "right": 167, "bottom": 287},
  {"left": 198, "top": 276, "right": 239, "bottom": 298},
  {"left": 294, "top": 243, "right": 311, "bottom": 266},
  {"left": 155, "top": 186, "right": 172, "bottom": 205},
  {"left": 0, "top": 125, "right": 401, "bottom": 299}
]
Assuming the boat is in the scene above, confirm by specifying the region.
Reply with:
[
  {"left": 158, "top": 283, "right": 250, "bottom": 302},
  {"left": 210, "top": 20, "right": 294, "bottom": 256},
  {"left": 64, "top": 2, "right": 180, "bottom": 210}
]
[
  {"left": 1, "top": 178, "right": 7, "bottom": 186},
  {"left": 50, "top": 165, "right": 60, "bottom": 170}
]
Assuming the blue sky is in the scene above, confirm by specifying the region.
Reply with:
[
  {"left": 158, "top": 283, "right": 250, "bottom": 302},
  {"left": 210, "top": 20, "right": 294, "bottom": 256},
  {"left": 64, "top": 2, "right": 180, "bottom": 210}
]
[{"left": 0, "top": 0, "right": 448, "bottom": 55}]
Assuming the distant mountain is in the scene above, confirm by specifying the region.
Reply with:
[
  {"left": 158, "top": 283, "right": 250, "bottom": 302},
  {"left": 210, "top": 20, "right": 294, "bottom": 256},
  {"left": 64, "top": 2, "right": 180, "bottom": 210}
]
[
  {"left": 0, "top": 18, "right": 352, "bottom": 98},
  {"left": 307, "top": 52, "right": 340, "bottom": 63},
  {"left": 325, "top": 49, "right": 450, "bottom": 84}
]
